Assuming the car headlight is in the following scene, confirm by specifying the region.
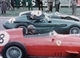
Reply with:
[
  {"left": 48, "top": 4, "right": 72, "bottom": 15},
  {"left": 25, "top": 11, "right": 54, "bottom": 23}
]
[{"left": 8, "top": 18, "right": 16, "bottom": 23}]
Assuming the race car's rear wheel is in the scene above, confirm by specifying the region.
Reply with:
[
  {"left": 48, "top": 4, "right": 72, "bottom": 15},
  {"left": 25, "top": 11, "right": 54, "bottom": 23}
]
[
  {"left": 2, "top": 42, "right": 28, "bottom": 58},
  {"left": 18, "top": 26, "right": 28, "bottom": 35},
  {"left": 69, "top": 27, "right": 80, "bottom": 34}
]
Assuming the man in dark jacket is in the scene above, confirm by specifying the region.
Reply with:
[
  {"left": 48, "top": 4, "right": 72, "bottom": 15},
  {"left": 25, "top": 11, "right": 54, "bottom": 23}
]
[
  {"left": 37, "top": 0, "right": 43, "bottom": 11},
  {"left": 15, "top": 0, "right": 20, "bottom": 8},
  {"left": 1, "top": 0, "right": 7, "bottom": 14},
  {"left": 55, "top": 0, "right": 60, "bottom": 12},
  {"left": 11, "top": 0, "right": 16, "bottom": 10},
  {"left": 22, "top": 0, "right": 26, "bottom": 8},
  {"left": 27, "top": 0, "right": 33, "bottom": 10}
]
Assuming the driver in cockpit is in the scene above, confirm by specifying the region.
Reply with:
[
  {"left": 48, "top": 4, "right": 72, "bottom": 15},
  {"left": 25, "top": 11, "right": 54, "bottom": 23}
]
[
  {"left": 30, "top": 10, "right": 42, "bottom": 19},
  {"left": 30, "top": 15, "right": 36, "bottom": 20}
]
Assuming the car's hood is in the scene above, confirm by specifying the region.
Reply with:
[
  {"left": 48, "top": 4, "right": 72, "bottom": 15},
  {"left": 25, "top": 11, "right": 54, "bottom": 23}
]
[
  {"left": 46, "top": 12, "right": 80, "bottom": 21},
  {"left": 15, "top": 15, "right": 35, "bottom": 23},
  {"left": 54, "top": 12, "right": 80, "bottom": 20},
  {"left": 62, "top": 14, "right": 80, "bottom": 21},
  {"left": 70, "top": 15, "right": 80, "bottom": 20},
  {"left": 60, "top": 14, "right": 79, "bottom": 19},
  {"left": 19, "top": 11, "right": 31, "bottom": 16}
]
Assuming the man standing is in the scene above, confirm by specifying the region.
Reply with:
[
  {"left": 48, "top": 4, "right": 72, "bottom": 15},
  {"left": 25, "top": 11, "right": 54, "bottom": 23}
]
[
  {"left": 71, "top": 0, "right": 78, "bottom": 15},
  {"left": 1, "top": 0, "right": 7, "bottom": 14},
  {"left": 15, "top": 0, "right": 20, "bottom": 8},
  {"left": 11, "top": 0, "right": 16, "bottom": 10},
  {"left": 47, "top": 0, "right": 54, "bottom": 12},
  {"left": 22, "top": 0, "right": 26, "bottom": 8},
  {"left": 6, "top": 0, "right": 13, "bottom": 10},
  {"left": 27, "top": 0, "right": 33, "bottom": 10},
  {"left": 37, "top": 0, "right": 43, "bottom": 11},
  {"left": 55, "top": 0, "right": 60, "bottom": 12}
]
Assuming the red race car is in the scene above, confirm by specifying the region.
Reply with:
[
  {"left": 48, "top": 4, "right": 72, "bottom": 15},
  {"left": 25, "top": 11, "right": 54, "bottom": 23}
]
[{"left": 0, "top": 28, "right": 80, "bottom": 58}]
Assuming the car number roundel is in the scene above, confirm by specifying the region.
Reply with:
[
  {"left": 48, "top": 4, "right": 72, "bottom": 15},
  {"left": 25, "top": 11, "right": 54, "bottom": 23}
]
[
  {"left": 56, "top": 40, "right": 62, "bottom": 46},
  {"left": 0, "top": 31, "right": 10, "bottom": 46}
]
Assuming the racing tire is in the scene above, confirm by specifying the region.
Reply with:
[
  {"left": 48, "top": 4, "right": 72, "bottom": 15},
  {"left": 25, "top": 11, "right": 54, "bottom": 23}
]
[
  {"left": 69, "top": 27, "right": 80, "bottom": 34},
  {"left": 2, "top": 42, "right": 28, "bottom": 58},
  {"left": 18, "top": 26, "right": 28, "bottom": 35}
]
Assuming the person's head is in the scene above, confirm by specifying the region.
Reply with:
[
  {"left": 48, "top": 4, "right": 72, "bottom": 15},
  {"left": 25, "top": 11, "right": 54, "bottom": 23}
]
[{"left": 27, "top": 25, "right": 36, "bottom": 34}]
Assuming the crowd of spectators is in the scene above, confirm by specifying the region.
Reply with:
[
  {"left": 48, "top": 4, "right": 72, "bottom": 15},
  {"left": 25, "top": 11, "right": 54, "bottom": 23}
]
[{"left": 0, "top": 0, "right": 78, "bottom": 15}]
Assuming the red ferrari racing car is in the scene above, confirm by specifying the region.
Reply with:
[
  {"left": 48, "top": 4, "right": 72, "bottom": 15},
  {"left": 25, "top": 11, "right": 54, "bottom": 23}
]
[{"left": 0, "top": 28, "right": 80, "bottom": 58}]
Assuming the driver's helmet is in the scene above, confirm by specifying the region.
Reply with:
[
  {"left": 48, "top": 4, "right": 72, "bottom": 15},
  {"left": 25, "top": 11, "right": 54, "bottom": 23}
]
[
  {"left": 27, "top": 25, "right": 36, "bottom": 34},
  {"left": 31, "top": 10, "right": 42, "bottom": 16}
]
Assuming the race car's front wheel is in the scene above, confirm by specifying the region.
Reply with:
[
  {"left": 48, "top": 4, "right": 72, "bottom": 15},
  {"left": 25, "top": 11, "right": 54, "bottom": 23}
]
[
  {"left": 6, "top": 46, "right": 22, "bottom": 58},
  {"left": 2, "top": 42, "right": 28, "bottom": 58},
  {"left": 69, "top": 27, "right": 80, "bottom": 34}
]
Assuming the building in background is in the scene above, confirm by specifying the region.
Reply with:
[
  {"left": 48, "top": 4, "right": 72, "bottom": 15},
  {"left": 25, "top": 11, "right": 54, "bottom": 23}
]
[{"left": 1, "top": 0, "right": 80, "bottom": 7}]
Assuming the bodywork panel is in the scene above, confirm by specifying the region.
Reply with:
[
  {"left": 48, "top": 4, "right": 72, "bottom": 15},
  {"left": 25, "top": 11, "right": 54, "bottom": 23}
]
[{"left": 0, "top": 28, "right": 80, "bottom": 57}]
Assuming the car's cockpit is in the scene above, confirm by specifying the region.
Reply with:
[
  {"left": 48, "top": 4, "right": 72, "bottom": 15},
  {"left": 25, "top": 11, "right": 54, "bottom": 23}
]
[
  {"left": 24, "top": 30, "right": 58, "bottom": 38},
  {"left": 26, "top": 11, "right": 45, "bottom": 22}
]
